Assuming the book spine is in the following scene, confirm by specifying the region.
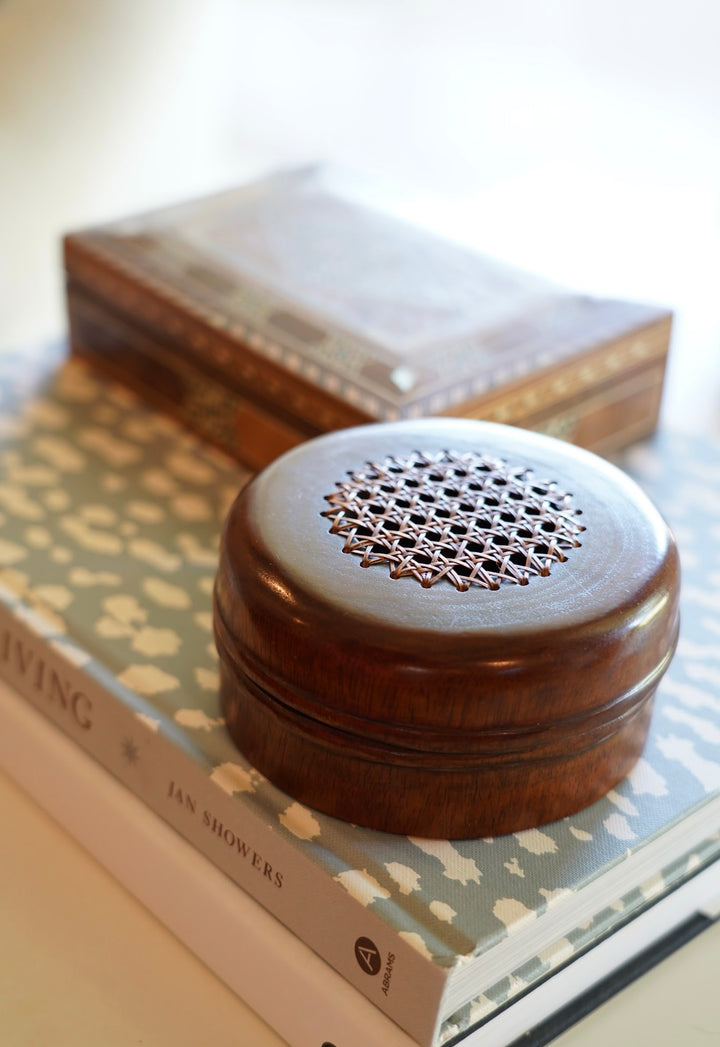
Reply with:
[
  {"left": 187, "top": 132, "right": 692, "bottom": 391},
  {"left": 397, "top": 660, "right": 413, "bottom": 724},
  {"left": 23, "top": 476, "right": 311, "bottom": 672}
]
[
  {"left": 0, "top": 599, "right": 448, "bottom": 1047},
  {"left": 0, "top": 679, "right": 420, "bottom": 1047},
  {"left": 7, "top": 675, "right": 720, "bottom": 1047}
]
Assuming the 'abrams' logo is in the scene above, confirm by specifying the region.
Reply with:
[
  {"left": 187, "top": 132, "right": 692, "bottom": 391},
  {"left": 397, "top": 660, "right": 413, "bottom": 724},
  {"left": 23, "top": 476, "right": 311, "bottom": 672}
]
[{"left": 354, "top": 936, "right": 381, "bottom": 975}]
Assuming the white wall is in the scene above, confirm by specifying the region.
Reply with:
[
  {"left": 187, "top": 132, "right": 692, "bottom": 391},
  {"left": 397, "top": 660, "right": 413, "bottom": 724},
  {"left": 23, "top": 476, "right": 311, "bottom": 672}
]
[{"left": 1, "top": 0, "right": 718, "bottom": 429}]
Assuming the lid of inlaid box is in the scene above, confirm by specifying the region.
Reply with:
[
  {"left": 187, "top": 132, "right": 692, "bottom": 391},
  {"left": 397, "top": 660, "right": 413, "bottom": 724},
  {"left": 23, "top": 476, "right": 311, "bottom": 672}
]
[{"left": 65, "top": 167, "right": 672, "bottom": 454}]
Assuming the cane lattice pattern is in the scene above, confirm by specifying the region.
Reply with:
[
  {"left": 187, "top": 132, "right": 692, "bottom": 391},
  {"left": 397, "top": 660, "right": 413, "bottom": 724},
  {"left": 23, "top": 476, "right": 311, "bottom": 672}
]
[{"left": 322, "top": 450, "right": 585, "bottom": 591}]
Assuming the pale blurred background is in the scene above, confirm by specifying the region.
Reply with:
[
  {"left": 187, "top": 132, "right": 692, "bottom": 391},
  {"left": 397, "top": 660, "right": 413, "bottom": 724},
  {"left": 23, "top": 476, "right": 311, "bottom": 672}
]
[{"left": 1, "top": 0, "right": 719, "bottom": 434}]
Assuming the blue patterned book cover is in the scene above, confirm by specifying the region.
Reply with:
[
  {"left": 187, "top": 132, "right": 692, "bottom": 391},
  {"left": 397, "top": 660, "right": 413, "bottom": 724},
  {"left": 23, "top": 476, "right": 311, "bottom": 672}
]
[{"left": 0, "top": 345, "right": 718, "bottom": 1047}]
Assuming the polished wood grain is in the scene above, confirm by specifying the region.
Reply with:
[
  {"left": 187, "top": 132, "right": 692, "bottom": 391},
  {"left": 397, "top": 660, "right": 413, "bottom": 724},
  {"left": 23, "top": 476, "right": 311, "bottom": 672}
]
[
  {"left": 214, "top": 418, "right": 680, "bottom": 838},
  {"left": 62, "top": 172, "right": 673, "bottom": 472}
]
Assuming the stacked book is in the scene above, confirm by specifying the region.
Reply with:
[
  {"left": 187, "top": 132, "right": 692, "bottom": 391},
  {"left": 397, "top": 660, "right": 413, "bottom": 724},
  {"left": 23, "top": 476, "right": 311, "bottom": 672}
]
[{"left": 1, "top": 341, "right": 720, "bottom": 1047}]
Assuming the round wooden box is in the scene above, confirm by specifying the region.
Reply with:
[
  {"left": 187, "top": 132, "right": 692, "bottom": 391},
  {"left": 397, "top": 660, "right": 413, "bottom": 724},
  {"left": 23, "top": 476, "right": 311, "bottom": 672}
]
[{"left": 213, "top": 419, "right": 680, "bottom": 838}]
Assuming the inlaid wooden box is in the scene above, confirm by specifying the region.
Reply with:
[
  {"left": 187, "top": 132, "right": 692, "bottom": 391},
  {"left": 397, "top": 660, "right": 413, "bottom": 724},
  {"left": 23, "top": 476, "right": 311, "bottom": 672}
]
[
  {"left": 213, "top": 418, "right": 680, "bottom": 838},
  {"left": 64, "top": 168, "right": 673, "bottom": 472}
]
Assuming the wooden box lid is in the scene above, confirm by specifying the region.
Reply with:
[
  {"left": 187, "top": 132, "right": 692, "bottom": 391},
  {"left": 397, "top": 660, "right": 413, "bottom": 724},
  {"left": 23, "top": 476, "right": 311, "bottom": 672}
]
[
  {"left": 214, "top": 419, "right": 680, "bottom": 838},
  {"left": 64, "top": 168, "right": 672, "bottom": 468}
]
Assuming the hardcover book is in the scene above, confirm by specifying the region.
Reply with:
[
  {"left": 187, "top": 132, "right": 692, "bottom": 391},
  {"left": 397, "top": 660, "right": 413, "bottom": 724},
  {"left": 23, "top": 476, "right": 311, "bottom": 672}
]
[
  {"left": 3, "top": 680, "right": 720, "bottom": 1047},
  {"left": 63, "top": 167, "right": 673, "bottom": 471},
  {"left": 1, "top": 347, "right": 719, "bottom": 1047}
]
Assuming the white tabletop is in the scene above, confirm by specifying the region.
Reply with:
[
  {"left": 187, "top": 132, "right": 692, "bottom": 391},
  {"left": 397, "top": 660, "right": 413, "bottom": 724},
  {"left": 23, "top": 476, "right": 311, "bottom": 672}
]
[
  {"left": 0, "top": 767, "right": 281, "bottom": 1047},
  {"left": 1, "top": 2, "right": 719, "bottom": 1044}
]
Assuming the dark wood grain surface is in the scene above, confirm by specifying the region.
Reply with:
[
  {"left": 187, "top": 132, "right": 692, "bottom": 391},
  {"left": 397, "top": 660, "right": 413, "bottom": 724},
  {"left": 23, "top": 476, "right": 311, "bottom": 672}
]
[{"left": 215, "top": 418, "right": 680, "bottom": 837}]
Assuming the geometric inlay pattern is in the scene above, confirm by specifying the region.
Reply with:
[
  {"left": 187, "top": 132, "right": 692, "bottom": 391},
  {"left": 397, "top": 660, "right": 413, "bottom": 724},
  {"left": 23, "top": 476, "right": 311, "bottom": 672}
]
[{"left": 322, "top": 450, "right": 585, "bottom": 591}]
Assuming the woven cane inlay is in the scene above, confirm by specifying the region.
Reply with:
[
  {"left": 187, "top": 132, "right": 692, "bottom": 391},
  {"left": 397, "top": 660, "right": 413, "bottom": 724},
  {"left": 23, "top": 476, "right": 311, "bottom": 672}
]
[{"left": 322, "top": 450, "right": 585, "bottom": 591}]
